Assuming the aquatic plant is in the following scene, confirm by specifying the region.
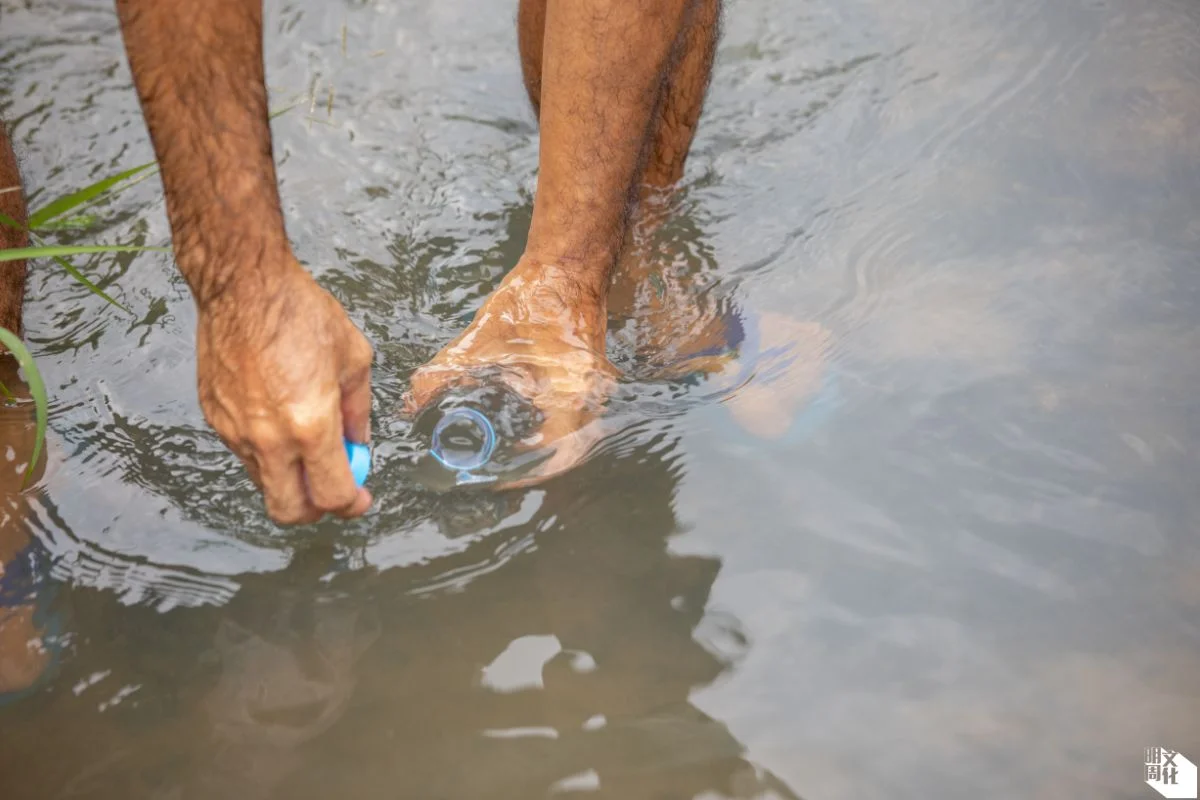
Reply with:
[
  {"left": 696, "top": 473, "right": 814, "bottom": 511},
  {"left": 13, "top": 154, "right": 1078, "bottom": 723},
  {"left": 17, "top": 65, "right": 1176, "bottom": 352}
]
[
  {"left": 0, "top": 96, "right": 309, "bottom": 488},
  {"left": 0, "top": 163, "right": 167, "bottom": 487}
]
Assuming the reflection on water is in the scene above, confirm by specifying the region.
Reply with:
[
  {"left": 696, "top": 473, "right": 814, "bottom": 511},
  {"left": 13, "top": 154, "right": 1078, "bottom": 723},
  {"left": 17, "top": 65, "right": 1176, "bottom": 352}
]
[
  {"left": 3, "top": 440, "right": 794, "bottom": 799},
  {"left": 3, "top": 0, "right": 1200, "bottom": 796}
]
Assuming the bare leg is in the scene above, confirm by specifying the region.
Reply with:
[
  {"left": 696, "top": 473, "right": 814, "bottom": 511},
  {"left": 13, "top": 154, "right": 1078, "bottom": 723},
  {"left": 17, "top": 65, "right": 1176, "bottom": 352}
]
[
  {"left": 520, "top": 0, "right": 726, "bottom": 361},
  {"left": 0, "top": 122, "right": 27, "bottom": 340},
  {"left": 0, "top": 123, "right": 50, "bottom": 697},
  {"left": 518, "top": 0, "right": 720, "bottom": 194},
  {"left": 637, "top": 0, "right": 722, "bottom": 192}
]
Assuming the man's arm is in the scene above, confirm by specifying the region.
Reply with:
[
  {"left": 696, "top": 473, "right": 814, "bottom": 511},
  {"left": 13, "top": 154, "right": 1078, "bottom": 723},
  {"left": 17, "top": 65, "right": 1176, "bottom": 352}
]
[
  {"left": 408, "top": 0, "right": 709, "bottom": 482},
  {"left": 115, "top": 0, "right": 373, "bottom": 525},
  {"left": 524, "top": 0, "right": 696, "bottom": 296},
  {"left": 114, "top": 0, "right": 287, "bottom": 306}
]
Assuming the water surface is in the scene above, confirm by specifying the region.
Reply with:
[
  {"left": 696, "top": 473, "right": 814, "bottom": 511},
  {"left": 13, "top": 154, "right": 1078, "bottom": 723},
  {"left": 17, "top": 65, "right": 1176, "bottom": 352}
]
[{"left": 2, "top": 0, "right": 1199, "bottom": 797}]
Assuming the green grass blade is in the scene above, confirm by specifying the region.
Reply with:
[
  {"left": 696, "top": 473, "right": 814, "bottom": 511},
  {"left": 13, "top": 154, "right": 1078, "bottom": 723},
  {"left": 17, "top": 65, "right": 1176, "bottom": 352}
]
[
  {"left": 0, "top": 327, "right": 47, "bottom": 488},
  {"left": 27, "top": 161, "right": 157, "bottom": 230},
  {"left": 0, "top": 210, "right": 24, "bottom": 231},
  {"left": 56, "top": 167, "right": 161, "bottom": 223},
  {"left": 0, "top": 244, "right": 168, "bottom": 261},
  {"left": 35, "top": 214, "right": 99, "bottom": 232},
  {"left": 0, "top": 380, "right": 13, "bottom": 401},
  {"left": 49, "top": 254, "right": 131, "bottom": 313}
]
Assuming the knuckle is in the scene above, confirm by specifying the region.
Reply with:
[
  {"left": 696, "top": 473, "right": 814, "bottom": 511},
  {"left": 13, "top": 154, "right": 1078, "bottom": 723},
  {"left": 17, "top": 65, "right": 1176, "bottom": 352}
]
[
  {"left": 290, "top": 419, "right": 326, "bottom": 451},
  {"left": 408, "top": 370, "right": 447, "bottom": 408},
  {"left": 277, "top": 397, "right": 339, "bottom": 451},
  {"left": 248, "top": 426, "right": 289, "bottom": 458},
  {"left": 199, "top": 403, "right": 237, "bottom": 444},
  {"left": 349, "top": 332, "right": 374, "bottom": 366},
  {"left": 400, "top": 390, "right": 421, "bottom": 418}
]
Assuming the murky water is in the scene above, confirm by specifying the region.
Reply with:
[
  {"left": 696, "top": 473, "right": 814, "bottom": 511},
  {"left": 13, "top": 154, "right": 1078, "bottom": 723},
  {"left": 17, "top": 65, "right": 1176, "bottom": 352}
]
[{"left": 2, "top": 0, "right": 1200, "bottom": 796}]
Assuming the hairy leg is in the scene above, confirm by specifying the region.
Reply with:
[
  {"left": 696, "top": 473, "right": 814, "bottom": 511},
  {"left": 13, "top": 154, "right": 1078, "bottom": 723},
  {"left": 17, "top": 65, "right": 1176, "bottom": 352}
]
[
  {"left": 518, "top": 0, "right": 721, "bottom": 194},
  {"left": 638, "top": 0, "right": 721, "bottom": 192},
  {"left": 519, "top": 0, "right": 721, "bottom": 333},
  {"left": 0, "top": 122, "right": 48, "bottom": 697},
  {"left": 0, "top": 121, "right": 27, "bottom": 340},
  {"left": 520, "top": 0, "right": 732, "bottom": 385},
  {"left": 519, "top": 0, "right": 698, "bottom": 285}
]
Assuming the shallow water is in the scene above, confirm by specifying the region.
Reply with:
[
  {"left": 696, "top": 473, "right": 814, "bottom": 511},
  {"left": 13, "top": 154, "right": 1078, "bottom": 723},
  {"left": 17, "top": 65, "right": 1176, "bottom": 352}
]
[{"left": 2, "top": 0, "right": 1200, "bottom": 796}]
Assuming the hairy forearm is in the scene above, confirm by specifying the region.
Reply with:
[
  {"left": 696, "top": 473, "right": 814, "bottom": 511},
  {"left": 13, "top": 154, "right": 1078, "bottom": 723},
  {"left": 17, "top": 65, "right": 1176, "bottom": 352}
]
[
  {"left": 115, "top": 0, "right": 293, "bottom": 310},
  {"left": 526, "top": 0, "right": 695, "bottom": 297}
]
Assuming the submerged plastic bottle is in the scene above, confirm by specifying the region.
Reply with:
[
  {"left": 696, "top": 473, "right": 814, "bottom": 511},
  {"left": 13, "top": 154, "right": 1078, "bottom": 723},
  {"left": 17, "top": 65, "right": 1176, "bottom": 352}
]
[
  {"left": 413, "top": 383, "right": 543, "bottom": 487},
  {"left": 430, "top": 407, "right": 497, "bottom": 481}
]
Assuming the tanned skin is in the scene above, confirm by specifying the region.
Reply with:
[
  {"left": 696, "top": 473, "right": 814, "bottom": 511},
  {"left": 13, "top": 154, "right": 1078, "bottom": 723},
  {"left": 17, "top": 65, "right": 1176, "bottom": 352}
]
[
  {"left": 0, "top": 126, "right": 50, "bottom": 694},
  {"left": 0, "top": 0, "right": 724, "bottom": 525},
  {"left": 0, "top": 123, "right": 26, "bottom": 339},
  {"left": 115, "top": 0, "right": 375, "bottom": 525},
  {"left": 407, "top": 0, "right": 722, "bottom": 480}
]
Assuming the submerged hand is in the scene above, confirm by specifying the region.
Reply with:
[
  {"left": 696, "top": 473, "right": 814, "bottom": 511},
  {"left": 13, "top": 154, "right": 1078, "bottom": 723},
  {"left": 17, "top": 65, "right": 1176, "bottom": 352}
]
[
  {"left": 197, "top": 261, "right": 373, "bottom": 525},
  {"left": 404, "top": 258, "right": 618, "bottom": 486}
]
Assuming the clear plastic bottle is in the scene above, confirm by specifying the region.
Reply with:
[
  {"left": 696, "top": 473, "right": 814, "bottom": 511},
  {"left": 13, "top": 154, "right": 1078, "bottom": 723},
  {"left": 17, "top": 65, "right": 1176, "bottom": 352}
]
[{"left": 411, "top": 384, "right": 543, "bottom": 488}]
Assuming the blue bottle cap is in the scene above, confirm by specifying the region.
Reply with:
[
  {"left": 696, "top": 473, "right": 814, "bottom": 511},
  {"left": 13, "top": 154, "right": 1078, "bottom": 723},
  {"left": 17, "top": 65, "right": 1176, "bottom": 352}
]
[{"left": 344, "top": 440, "right": 371, "bottom": 487}]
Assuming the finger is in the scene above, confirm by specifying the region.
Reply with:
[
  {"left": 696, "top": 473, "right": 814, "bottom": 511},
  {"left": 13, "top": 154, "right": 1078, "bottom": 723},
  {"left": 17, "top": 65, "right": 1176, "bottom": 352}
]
[
  {"left": 405, "top": 363, "right": 470, "bottom": 414},
  {"left": 503, "top": 411, "right": 609, "bottom": 489},
  {"left": 239, "top": 447, "right": 263, "bottom": 490},
  {"left": 400, "top": 389, "right": 420, "bottom": 419},
  {"left": 256, "top": 440, "right": 322, "bottom": 526},
  {"left": 402, "top": 367, "right": 442, "bottom": 417},
  {"left": 301, "top": 417, "right": 372, "bottom": 519},
  {"left": 341, "top": 329, "right": 374, "bottom": 444}
]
